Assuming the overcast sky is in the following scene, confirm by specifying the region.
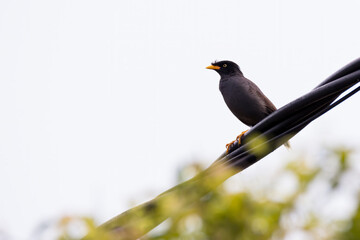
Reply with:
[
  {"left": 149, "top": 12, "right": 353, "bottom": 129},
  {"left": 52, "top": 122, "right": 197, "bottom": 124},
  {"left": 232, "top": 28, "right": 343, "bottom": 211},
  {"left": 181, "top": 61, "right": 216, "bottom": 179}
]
[{"left": 1, "top": 0, "right": 360, "bottom": 239}]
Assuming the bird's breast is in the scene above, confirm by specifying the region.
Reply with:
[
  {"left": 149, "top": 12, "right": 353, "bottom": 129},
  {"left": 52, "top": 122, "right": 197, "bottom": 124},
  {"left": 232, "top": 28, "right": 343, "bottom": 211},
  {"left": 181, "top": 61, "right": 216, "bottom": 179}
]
[{"left": 219, "top": 78, "right": 267, "bottom": 126}]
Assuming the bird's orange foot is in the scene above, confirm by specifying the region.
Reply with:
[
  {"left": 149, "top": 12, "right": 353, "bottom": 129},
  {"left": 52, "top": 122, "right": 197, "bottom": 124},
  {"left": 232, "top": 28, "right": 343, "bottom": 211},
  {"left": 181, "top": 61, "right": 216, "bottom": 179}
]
[{"left": 226, "top": 130, "right": 249, "bottom": 153}]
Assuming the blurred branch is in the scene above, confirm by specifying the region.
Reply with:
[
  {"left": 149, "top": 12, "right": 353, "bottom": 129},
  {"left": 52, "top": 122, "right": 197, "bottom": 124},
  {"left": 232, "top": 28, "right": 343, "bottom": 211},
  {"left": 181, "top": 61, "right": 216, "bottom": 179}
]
[{"left": 87, "top": 58, "right": 360, "bottom": 240}]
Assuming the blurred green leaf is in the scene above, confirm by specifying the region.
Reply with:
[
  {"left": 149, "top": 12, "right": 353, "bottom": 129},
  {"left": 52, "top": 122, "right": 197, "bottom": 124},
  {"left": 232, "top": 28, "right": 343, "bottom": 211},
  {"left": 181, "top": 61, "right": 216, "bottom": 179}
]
[{"left": 55, "top": 147, "right": 360, "bottom": 240}]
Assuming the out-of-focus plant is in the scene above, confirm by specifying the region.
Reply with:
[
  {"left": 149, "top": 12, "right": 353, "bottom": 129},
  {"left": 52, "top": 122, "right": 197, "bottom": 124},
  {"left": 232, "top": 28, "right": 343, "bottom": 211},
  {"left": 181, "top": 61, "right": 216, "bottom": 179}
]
[{"left": 54, "top": 147, "right": 360, "bottom": 240}]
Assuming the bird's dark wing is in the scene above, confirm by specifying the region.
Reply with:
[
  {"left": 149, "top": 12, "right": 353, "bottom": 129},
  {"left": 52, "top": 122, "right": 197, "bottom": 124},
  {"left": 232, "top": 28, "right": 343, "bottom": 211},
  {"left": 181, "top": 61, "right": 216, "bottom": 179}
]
[
  {"left": 254, "top": 87, "right": 277, "bottom": 115},
  {"left": 264, "top": 99, "right": 277, "bottom": 115}
]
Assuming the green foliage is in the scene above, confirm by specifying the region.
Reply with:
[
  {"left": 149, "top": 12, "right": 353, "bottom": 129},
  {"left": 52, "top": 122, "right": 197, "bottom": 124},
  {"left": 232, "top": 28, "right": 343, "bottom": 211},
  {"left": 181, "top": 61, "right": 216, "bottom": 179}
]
[
  {"left": 339, "top": 203, "right": 360, "bottom": 240},
  {"left": 57, "top": 147, "right": 360, "bottom": 240}
]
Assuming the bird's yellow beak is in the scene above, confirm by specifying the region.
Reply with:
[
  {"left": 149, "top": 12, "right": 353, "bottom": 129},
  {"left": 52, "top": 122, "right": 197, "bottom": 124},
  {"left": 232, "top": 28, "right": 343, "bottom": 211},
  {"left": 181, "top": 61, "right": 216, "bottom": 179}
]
[{"left": 206, "top": 65, "right": 221, "bottom": 70}]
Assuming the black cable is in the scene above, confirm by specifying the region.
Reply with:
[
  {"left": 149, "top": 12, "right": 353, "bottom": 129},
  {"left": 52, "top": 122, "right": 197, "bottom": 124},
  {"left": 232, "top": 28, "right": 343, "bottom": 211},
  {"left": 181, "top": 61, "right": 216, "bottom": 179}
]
[{"left": 227, "top": 84, "right": 360, "bottom": 170}]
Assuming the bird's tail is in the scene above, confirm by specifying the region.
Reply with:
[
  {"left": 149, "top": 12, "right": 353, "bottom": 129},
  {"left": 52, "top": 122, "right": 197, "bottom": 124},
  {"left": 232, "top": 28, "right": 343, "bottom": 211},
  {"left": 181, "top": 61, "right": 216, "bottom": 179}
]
[{"left": 284, "top": 141, "right": 291, "bottom": 149}]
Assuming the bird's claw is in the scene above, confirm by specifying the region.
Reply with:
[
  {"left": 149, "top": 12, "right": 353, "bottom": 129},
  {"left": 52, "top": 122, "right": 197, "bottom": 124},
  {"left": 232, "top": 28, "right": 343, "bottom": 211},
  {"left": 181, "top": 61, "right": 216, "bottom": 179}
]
[
  {"left": 225, "top": 140, "right": 237, "bottom": 153},
  {"left": 226, "top": 130, "right": 249, "bottom": 153}
]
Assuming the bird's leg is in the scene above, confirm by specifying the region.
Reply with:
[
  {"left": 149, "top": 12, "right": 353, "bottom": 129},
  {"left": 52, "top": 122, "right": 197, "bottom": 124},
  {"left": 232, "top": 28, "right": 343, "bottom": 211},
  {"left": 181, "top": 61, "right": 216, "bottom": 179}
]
[{"left": 226, "top": 130, "right": 249, "bottom": 153}]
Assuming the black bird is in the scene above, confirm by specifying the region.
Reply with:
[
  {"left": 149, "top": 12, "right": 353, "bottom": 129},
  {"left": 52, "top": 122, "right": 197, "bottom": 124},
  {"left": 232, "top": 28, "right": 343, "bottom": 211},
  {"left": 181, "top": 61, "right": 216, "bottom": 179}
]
[{"left": 206, "top": 60, "right": 290, "bottom": 151}]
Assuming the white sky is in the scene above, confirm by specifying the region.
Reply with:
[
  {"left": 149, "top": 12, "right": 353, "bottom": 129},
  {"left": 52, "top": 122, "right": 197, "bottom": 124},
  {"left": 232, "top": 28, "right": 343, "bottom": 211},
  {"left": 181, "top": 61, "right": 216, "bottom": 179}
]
[{"left": 1, "top": 0, "right": 360, "bottom": 239}]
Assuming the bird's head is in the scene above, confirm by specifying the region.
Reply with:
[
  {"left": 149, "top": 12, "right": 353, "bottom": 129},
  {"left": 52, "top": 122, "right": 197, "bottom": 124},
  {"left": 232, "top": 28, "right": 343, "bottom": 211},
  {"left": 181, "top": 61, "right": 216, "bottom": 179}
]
[{"left": 206, "top": 60, "right": 242, "bottom": 76}]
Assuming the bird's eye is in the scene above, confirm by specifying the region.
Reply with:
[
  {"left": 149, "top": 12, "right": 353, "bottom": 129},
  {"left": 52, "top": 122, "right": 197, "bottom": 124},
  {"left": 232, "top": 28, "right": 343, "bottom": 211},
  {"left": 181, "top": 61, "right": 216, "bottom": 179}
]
[{"left": 223, "top": 64, "right": 227, "bottom": 67}]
